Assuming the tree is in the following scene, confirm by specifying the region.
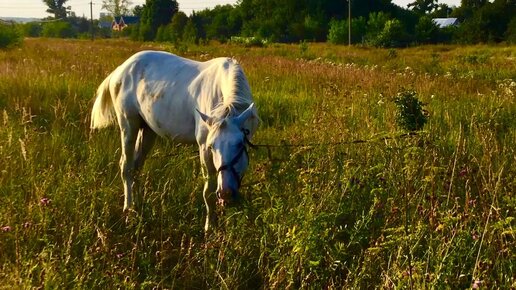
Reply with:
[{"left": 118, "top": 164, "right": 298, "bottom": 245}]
[
  {"left": 327, "top": 17, "right": 367, "bottom": 44},
  {"left": 408, "top": 0, "right": 438, "bottom": 15},
  {"left": 415, "top": 16, "right": 439, "bottom": 43},
  {"left": 132, "top": 5, "right": 144, "bottom": 17},
  {"left": 431, "top": 4, "right": 453, "bottom": 18},
  {"left": 42, "top": 21, "right": 75, "bottom": 38},
  {"left": 102, "top": 0, "right": 132, "bottom": 16},
  {"left": 453, "top": 0, "right": 515, "bottom": 43},
  {"left": 183, "top": 18, "right": 199, "bottom": 44},
  {"left": 168, "top": 11, "right": 188, "bottom": 42},
  {"left": 138, "top": 0, "right": 178, "bottom": 40},
  {"left": 42, "top": 0, "right": 68, "bottom": 19},
  {"left": 197, "top": 5, "right": 241, "bottom": 42},
  {"left": 0, "top": 23, "right": 23, "bottom": 48}
]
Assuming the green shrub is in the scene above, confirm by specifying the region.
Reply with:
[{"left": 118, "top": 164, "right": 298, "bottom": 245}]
[
  {"left": 229, "top": 36, "right": 267, "bottom": 47},
  {"left": 41, "top": 21, "right": 76, "bottom": 38},
  {"left": 370, "top": 19, "right": 409, "bottom": 48},
  {"left": 505, "top": 17, "right": 516, "bottom": 44},
  {"left": 328, "top": 17, "right": 367, "bottom": 45},
  {"left": 327, "top": 19, "right": 347, "bottom": 44},
  {"left": 394, "top": 90, "right": 428, "bottom": 131},
  {"left": 415, "top": 16, "right": 440, "bottom": 44},
  {"left": 20, "top": 22, "right": 42, "bottom": 37},
  {"left": 0, "top": 23, "right": 23, "bottom": 49}
]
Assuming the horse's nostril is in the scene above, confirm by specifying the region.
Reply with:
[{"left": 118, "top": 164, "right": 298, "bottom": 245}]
[{"left": 216, "top": 187, "right": 234, "bottom": 205}]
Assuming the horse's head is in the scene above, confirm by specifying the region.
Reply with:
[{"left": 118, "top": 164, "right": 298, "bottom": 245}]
[{"left": 197, "top": 103, "right": 256, "bottom": 206}]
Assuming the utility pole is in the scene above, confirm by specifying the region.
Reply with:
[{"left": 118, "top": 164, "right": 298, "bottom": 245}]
[
  {"left": 90, "top": 1, "right": 94, "bottom": 41},
  {"left": 348, "top": 0, "right": 351, "bottom": 46}
]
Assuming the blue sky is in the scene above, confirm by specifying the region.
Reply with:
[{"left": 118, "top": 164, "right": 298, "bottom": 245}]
[{"left": 0, "top": 0, "right": 462, "bottom": 19}]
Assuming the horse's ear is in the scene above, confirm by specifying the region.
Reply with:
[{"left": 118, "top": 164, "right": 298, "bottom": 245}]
[
  {"left": 234, "top": 103, "right": 256, "bottom": 127},
  {"left": 196, "top": 108, "right": 213, "bottom": 127}
]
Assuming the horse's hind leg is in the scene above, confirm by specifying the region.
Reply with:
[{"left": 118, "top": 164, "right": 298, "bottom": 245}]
[
  {"left": 119, "top": 117, "right": 141, "bottom": 211},
  {"left": 134, "top": 124, "right": 157, "bottom": 173}
]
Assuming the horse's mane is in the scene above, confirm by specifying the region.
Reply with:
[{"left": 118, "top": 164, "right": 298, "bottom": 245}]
[{"left": 210, "top": 59, "right": 253, "bottom": 119}]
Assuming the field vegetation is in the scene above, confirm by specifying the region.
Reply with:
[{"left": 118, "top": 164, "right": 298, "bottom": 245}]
[{"left": 0, "top": 38, "right": 515, "bottom": 288}]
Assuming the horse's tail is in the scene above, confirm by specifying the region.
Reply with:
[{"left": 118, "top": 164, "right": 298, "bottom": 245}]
[{"left": 90, "top": 73, "right": 116, "bottom": 129}]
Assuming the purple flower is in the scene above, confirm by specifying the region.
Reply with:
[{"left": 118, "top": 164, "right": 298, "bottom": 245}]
[
  {"left": 472, "top": 280, "right": 483, "bottom": 289},
  {"left": 1, "top": 226, "right": 12, "bottom": 232},
  {"left": 40, "top": 197, "right": 51, "bottom": 206},
  {"left": 459, "top": 167, "right": 468, "bottom": 178}
]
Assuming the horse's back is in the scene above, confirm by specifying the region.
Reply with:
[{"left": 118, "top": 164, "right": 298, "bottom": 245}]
[
  {"left": 110, "top": 51, "right": 203, "bottom": 141},
  {"left": 109, "top": 51, "right": 253, "bottom": 143}
]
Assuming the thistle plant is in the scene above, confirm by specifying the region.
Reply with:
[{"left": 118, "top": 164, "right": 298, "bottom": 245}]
[{"left": 394, "top": 90, "right": 428, "bottom": 132}]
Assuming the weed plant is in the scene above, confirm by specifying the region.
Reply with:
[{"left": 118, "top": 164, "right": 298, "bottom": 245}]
[{"left": 0, "top": 39, "right": 514, "bottom": 288}]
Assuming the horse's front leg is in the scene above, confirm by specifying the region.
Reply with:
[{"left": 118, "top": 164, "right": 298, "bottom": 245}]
[
  {"left": 199, "top": 145, "right": 217, "bottom": 232},
  {"left": 202, "top": 176, "right": 217, "bottom": 232}
]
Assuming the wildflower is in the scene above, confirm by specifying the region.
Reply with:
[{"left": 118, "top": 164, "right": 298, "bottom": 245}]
[
  {"left": 459, "top": 167, "right": 468, "bottom": 178},
  {"left": 1, "top": 225, "right": 11, "bottom": 232},
  {"left": 40, "top": 197, "right": 51, "bottom": 206},
  {"left": 472, "top": 280, "right": 483, "bottom": 289}
]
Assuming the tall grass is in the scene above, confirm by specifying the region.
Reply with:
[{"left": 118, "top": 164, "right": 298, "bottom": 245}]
[{"left": 0, "top": 39, "right": 515, "bottom": 288}]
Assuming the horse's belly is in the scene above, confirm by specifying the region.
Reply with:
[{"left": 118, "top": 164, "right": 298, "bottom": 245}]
[{"left": 139, "top": 99, "right": 197, "bottom": 144}]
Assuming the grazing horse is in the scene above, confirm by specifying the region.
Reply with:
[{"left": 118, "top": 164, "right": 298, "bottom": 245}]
[{"left": 90, "top": 51, "right": 259, "bottom": 231}]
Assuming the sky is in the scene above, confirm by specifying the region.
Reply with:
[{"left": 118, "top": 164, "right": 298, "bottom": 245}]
[{"left": 0, "top": 0, "right": 462, "bottom": 19}]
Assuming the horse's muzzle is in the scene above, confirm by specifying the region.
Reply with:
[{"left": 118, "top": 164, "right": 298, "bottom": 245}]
[{"left": 216, "top": 187, "right": 240, "bottom": 207}]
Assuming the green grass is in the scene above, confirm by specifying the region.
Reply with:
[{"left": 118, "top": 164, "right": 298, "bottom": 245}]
[{"left": 0, "top": 39, "right": 515, "bottom": 289}]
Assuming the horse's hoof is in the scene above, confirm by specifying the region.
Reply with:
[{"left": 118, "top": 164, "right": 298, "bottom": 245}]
[{"left": 123, "top": 208, "right": 137, "bottom": 223}]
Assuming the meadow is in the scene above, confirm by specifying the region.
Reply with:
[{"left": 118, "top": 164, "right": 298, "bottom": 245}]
[{"left": 0, "top": 38, "right": 514, "bottom": 289}]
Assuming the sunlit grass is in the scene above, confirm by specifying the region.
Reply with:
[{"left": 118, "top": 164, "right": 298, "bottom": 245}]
[{"left": 0, "top": 38, "right": 515, "bottom": 288}]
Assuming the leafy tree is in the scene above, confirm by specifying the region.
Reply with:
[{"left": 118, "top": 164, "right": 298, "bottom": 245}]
[
  {"left": 167, "top": 11, "right": 188, "bottom": 43},
  {"left": 415, "top": 16, "right": 439, "bottom": 43},
  {"left": 452, "top": 0, "right": 488, "bottom": 20},
  {"left": 454, "top": 0, "right": 515, "bottom": 43},
  {"left": 102, "top": 0, "right": 132, "bottom": 16},
  {"left": 132, "top": 5, "right": 144, "bottom": 17},
  {"left": 430, "top": 4, "right": 453, "bottom": 18},
  {"left": 327, "top": 17, "right": 367, "bottom": 44},
  {"left": 506, "top": 17, "right": 516, "bottom": 43},
  {"left": 138, "top": 0, "right": 179, "bottom": 41},
  {"left": 42, "top": 21, "right": 75, "bottom": 38},
  {"left": 408, "top": 0, "right": 438, "bottom": 15},
  {"left": 67, "top": 16, "right": 90, "bottom": 34},
  {"left": 351, "top": 0, "right": 397, "bottom": 18},
  {"left": 42, "top": 0, "right": 69, "bottom": 19},
  {"left": 0, "top": 23, "right": 23, "bottom": 48},
  {"left": 370, "top": 18, "right": 409, "bottom": 47},
  {"left": 182, "top": 18, "right": 199, "bottom": 44},
  {"left": 327, "top": 19, "right": 348, "bottom": 44},
  {"left": 20, "top": 22, "right": 43, "bottom": 37},
  {"left": 365, "top": 11, "right": 390, "bottom": 42},
  {"left": 195, "top": 5, "right": 242, "bottom": 42}
]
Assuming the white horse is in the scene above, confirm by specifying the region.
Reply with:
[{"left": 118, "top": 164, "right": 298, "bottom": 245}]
[{"left": 90, "top": 50, "right": 259, "bottom": 231}]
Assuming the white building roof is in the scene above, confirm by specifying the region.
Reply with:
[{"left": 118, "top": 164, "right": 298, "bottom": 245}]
[{"left": 432, "top": 18, "right": 459, "bottom": 28}]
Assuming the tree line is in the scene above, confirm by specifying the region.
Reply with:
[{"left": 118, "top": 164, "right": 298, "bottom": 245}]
[{"left": 2, "top": 0, "right": 515, "bottom": 49}]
